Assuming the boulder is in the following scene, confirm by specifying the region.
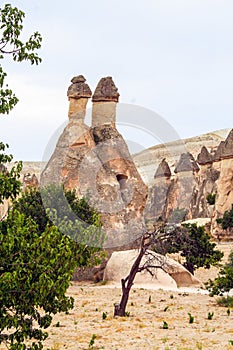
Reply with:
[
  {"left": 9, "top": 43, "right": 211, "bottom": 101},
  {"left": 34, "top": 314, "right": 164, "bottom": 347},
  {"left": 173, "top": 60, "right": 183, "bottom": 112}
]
[{"left": 104, "top": 250, "right": 203, "bottom": 288}]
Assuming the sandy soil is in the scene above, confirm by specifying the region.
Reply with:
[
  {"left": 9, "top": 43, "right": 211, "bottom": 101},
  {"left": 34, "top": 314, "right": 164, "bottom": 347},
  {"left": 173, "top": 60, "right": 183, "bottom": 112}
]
[
  {"left": 1, "top": 244, "right": 233, "bottom": 350},
  {"left": 36, "top": 282, "right": 233, "bottom": 350}
]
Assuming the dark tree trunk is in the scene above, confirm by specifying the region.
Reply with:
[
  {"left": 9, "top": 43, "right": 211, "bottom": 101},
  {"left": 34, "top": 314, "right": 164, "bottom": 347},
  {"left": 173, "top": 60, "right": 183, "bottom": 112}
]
[
  {"left": 114, "top": 239, "right": 147, "bottom": 317},
  {"left": 114, "top": 279, "right": 131, "bottom": 317}
]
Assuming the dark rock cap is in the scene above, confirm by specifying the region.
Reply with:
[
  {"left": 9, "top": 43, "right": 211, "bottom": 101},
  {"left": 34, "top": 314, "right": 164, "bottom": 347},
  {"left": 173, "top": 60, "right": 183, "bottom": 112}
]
[
  {"left": 214, "top": 129, "right": 233, "bottom": 161},
  {"left": 197, "top": 146, "right": 213, "bottom": 165},
  {"left": 92, "top": 77, "right": 120, "bottom": 102},
  {"left": 174, "top": 152, "right": 200, "bottom": 173},
  {"left": 154, "top": 158, "right": 171, "bottom": 179},
  {"left": 67, "top": 75, "right": 92, "bottom": 99}
]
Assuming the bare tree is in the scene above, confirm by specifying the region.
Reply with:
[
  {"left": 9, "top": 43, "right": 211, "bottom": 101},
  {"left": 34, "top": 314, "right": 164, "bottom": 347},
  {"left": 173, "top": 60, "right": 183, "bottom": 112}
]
[{"left": 114, "top": 229, "right": 168, "bottom": 317}]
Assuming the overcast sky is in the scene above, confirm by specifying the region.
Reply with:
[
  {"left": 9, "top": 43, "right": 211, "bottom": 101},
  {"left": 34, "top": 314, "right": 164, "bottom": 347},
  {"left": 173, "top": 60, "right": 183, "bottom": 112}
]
[{"left": 1, "top": 0, "right": 233, "bottom": 160}]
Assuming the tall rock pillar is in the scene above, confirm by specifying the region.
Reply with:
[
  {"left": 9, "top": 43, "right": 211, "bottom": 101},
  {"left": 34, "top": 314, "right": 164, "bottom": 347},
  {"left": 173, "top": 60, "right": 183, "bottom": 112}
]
[
  {"left": 91, "top": 77, "right": 119, "bottom": 128},
  {"left": 67, "top": 75, "right": 92, "bottom": 120}
]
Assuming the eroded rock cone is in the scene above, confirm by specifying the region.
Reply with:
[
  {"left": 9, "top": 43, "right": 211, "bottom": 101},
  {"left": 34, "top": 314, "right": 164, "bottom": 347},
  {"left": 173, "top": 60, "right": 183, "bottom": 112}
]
[
  {"left": 197, "top": 146, "right": 213, "bottom": 165},
  {"left": 214, "top": 129, "right": 233, "bottom": 161},
  {"left": 174, "top": 152, "right": 199, "bottom": 173},
  {"left": 154, "top": 158, "right": 171, "bottom": 179},
  {"left": 41, "top": 75, "right": 147, "bottom": 249}
]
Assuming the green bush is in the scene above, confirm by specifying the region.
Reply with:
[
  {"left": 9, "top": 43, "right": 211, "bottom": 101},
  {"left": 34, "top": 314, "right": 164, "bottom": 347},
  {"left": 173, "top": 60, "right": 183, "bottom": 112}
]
[
  {"left": 206, "top": 193, "right": 216, "bottom": 205},
  {"left": 217, "top": 204, "right": 233, "bottom": 230},
  {"left": 206, "top": 251, "right": 233, "bottom": 296}
]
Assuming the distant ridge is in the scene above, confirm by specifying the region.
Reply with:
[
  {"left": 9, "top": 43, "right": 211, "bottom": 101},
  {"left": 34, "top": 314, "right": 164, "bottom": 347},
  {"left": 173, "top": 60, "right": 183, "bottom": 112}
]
[{"left": 133, "top": 128, "right": 231, "bottom": 185}]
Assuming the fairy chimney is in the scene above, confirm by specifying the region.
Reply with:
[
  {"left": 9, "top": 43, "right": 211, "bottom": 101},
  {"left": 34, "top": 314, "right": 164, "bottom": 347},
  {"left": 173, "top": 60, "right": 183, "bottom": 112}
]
[
  {"left": 67, "top": 75, "right": 92, "bottom": 120},
  {"left": 92, "top": 77, "right": 120, "bottom": 127},
  {"left": 154, "top": 158, "right": 171, "bottom": 179},
  {"left": 174, "top": 153, "right": 200, "bottom": 174}
]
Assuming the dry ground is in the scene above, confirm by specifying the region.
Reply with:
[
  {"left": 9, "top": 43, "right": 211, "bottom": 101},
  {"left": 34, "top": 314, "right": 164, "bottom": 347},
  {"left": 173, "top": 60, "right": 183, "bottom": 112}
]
[
  {"left": 1, "top": 244, "right": 233, "bottom": 350},
  {"left": 36, "top": 283, "right": 233, "bottom": 350}
]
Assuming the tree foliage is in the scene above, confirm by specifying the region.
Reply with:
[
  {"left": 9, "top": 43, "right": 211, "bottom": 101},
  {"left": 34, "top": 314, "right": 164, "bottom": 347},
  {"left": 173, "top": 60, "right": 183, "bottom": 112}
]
[
  {"left": 0, "top": 174, "right": 105, "bottom": 349},
  {"left": 0, "top": 141, "right": 22, "bottom": 205},
  {"left": 206, "top": 193, "right": 216, "bottom": 205},
  {"left": 0, "top": 140, "right": 105, "bottom": 348},
  {"left": 153, "top": 224, "right": 223, "bottom": 274},
  {"left": 13, "top": 185, "right": 105, "bottom": 266},
  {"left": 0, "top": 210, "right": 76, "bottom": 349},
  {"left": 206, "top": 250, "right": 233, "bottom": 296},
  {"left": 0, "top": 3, "right": 42, "bottom": 114},
  {"left": 217, "top": 204, "right": 233, "bottom": 230}
]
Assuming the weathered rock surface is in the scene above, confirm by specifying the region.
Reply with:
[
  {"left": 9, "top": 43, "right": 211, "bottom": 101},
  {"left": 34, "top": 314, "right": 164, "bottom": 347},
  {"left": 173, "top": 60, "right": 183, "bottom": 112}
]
[
  {"left": 174, "top": 153, "right": 199, "bottom": 173},
  {"left": 67, "top": 75, "right": 92, "bottom": 99},
  {"left": 23, "top": 173, "right": 39, "bottom": 189},
  {"left": 197, "top": 146, "right": 213, "bottom": 165},
  {"left": 92, "top": 77, "right": 119, "bottom": 102},
  {"left": 154, "top": 158, "right": 171, "bottom": 179},
  {"left": 133, "top": 128, "right": 230, "bottom": 186},
  {"left": 214, "top": 129, "right": 233, "bottom": 161},
  {"left": 41, "top": 76, "right": 147, "bottom": 249},
  {"left": 104, "top": 250, "right": 203, "bottom": 288},
  {"left": 144, "top": 129, "right": 233, "bottom": 239},
  {"left": 67, "top": 75, "right": 92, "bottom": 119}
]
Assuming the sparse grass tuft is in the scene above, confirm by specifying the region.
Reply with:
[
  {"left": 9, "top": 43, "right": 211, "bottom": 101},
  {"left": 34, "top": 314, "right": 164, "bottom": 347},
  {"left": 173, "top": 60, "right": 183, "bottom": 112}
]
[
  {"left": 188, "top": 313, "right": 194, "bottom": 324},
  {"left": 207, "top": 312, "right": 214, "bottom": 320},
  {"left": 88, "top": 334, "right": 96, "bottom": 349},
  {"left": 102, "top": 311, "right": 107, "bottom": 320},
  {"left": 217, "top": 296, "right": 233, "bottom": 308}
]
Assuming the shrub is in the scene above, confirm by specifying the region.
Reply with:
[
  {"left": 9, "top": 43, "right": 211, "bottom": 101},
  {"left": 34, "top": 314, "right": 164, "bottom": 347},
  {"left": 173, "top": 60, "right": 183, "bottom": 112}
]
[{"left": 206, "top": 193, "right": 216, "bottom": 205}]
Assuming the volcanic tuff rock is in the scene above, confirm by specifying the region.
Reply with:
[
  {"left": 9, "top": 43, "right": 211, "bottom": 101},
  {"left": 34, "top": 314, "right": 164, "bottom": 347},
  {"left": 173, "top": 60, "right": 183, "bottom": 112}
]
[
  {"left": 92, "top": 77, "right": 119, "bottom": 102},
  {"left": 174, "top": 152, "right": 199, "bottom": 173},
  {"left": 197, "top": 146, "right": 213, "bottom": 165},
  {"left": 41, "top": 76, "right": 147, "bottom": 249},
  {"left": 154, "top": 158, "right": 171, "bottom": 179},
  {"left": 67, "top": 75, "right": 92, "bottom": 99},
  {"left": 133, "top": 129, "right": 230, "bottom": 186},
  {"left": 144, "top": 128, "right": 233, "bottom": 239},
  {"left": 67, "top": 75, "right": 92, "bottom": 119},
  {"left": 214, "top": 129, "right": 233, "bottom": 161},
  {"left": 16, "top": 126, "right": 232, "bottom": 240},
  {"left": 23, "top": 173, "right": 39, "bottom": 189},
  {"left": 104, "top": 250, "right": 203, "bottom": 288}
]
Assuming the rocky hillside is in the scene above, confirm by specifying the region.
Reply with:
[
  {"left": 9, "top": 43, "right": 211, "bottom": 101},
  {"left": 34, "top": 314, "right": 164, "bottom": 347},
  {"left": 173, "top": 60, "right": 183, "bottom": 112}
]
[
  {"left": 133, "top": 128, "right": 230, "bottom": 186},
  {"left": 139, "top": 128, "right": 233, "bottom": 239}
]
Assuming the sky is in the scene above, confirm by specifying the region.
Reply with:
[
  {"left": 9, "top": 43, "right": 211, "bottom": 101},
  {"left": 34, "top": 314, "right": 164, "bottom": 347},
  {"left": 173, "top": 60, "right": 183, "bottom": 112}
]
[{"left": 1, "top": 0, "right": 233, "bottom": 161}]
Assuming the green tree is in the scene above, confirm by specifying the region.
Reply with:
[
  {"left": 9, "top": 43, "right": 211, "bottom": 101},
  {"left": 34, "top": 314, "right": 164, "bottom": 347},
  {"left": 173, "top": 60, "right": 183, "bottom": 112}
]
[
  {"left": 153, "top": 224, "right": 223, "bottom": 275},
  {"left": 0, "top": 177, "right": 105, "bottom": 349},
  {"left": 206, "top": 193, "right": 216, "bottom": 205},
  {"left": 0, "top": 3, "right": 42, "bottom": 114},
  {"left": 217, "top": 204, "right": 233, "bottom": 230},
  {"left": 0, "top": 210, "right": 76, "bottom": 349},
  {"left": 206, "top": 250, "right": 233, "bottom": 296},
  {"left": 13, "top": 185, "right": 105, "bottom": 266},
  {"left": 0, "top": 141, "right": 22, "bottom": 206}
]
